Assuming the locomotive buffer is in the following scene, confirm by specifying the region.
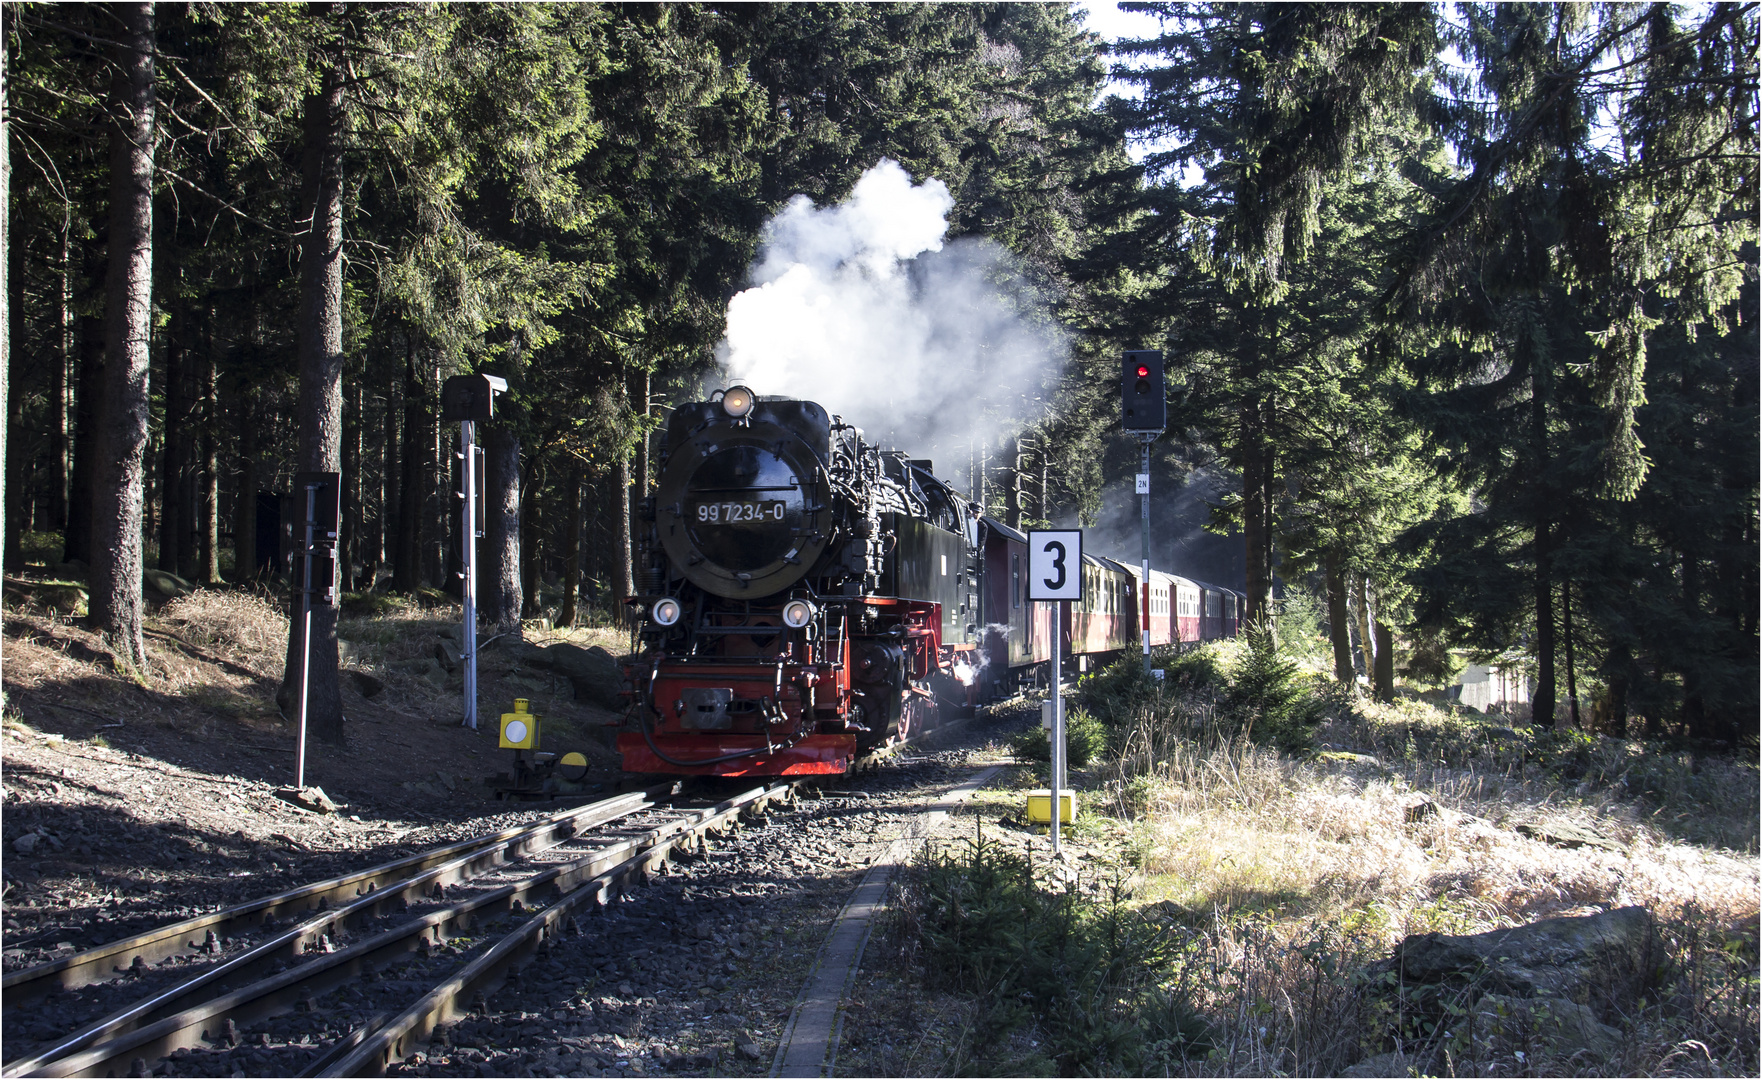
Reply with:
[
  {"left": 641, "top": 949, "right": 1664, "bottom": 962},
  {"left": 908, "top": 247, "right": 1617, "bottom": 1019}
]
[{"left": 1028, "top": 529, "right": 1081, "bottom": 854}]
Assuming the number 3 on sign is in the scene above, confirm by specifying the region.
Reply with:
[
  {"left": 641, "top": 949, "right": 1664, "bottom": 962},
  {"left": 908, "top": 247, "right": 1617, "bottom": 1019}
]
[{"left": 1027, "top": 530, "right": 1082, "bottom": 601}]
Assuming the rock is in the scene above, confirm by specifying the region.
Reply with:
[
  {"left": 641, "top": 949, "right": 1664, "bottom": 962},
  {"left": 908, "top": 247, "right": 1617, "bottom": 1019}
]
[
  {"left": 1403, "top": 797, "right": 1438, "bottom": 823},
  {"left": 502, "top": 641, "right": 550, "bottom": 668},
  {"left": 545, "top": 644, "right": 625, "bottom": 709},
  {"left": 275, "top": 786, "right": 340, "bottom": 814},
  {"left": 1340, "top": 1050, "right": 1421, "bottom": 1077},
  {"left": 389, "top": 657, "right": 447, "bottom": 688},
  {"left": 734, "top": 1042, "right": 763, "bottom": 1063},
  {"left": 1314, "top": 750, "right": 1384, "bottom": 768},
  {"left": 434, "top": 640, "right": 463, "bottom": 673},
  {"left": 2, "top": 578, "right": 89, "bottom": 615},
  {"left": 1471, "top": 992, "right": 1621, "bottom": 1060},
  {"left": 348, "top": 671, "right": 386, "bottom": 699},
  {"left": 1515, "top": 821, "right": 1623, "bottom": 852},
  {"left": 143, "top": 569, "right": 194, "bottom": 601},
  {"left": 1377, "top": 906, "right": 1662, "bottom": 1001},
  {"left": 12, "top": 833, "right": 40, "bottom": 854}
]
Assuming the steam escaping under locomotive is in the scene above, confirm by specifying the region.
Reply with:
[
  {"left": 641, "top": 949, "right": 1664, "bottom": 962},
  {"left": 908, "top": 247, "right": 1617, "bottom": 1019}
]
[{"left": 618, "top": 387, "right": 1242, "bottom": 778}]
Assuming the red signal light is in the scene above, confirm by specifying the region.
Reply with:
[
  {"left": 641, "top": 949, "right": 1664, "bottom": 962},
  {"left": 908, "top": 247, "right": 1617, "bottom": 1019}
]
[{"left": 1136, "top": 365, "right": 1150, "bottom": 377}]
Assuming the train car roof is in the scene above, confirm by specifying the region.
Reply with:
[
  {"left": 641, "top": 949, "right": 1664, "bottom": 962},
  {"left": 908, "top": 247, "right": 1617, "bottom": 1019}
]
[{"left": 977, "top": 516, "right": 1030, "bottom": 544}]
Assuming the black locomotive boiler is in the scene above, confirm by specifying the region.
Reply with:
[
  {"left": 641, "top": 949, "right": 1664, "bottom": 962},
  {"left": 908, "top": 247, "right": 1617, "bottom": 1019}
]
[
  {"left": 620, "top": 386, "right": 981, "bottom": 776},
  {"left": 619, "top": 386, "right": 1244, "bottom": 778}
]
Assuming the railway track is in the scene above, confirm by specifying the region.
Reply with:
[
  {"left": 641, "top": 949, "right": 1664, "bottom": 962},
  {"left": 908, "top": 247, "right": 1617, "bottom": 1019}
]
[{"left": 2, "top": 781, "right": 794, "bottom": 1078}]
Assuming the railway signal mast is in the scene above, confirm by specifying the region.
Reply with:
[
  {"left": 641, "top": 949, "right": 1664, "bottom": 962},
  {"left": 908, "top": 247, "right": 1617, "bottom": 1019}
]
[
  {"left": 1122, "top": 351, "right": 1166, "bottom": 675},
  {"left": 441, "top": 373, "right": 508, "bottom": 731}
]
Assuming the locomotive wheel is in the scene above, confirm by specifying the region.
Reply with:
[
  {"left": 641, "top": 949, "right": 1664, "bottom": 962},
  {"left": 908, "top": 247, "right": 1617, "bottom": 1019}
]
[{"left": 897, "top": 690, "right": 936, "bottom": 745}]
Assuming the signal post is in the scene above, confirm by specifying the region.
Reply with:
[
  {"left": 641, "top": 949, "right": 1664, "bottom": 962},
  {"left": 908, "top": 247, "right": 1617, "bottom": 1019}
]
[{"left": 1122, "top": 350, "right": 1166, "bottom": 673}]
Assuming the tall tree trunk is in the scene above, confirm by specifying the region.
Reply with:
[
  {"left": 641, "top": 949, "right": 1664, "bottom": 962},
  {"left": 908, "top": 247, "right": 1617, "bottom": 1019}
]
[
  {"left": 1353, "top": 574, "right": 1374, "bottom": 680},
  {"left": 233, "top": 379, "right": 257, "bottom": 580},
  {"left": 1241, "top": 402, "right": 1269, "bottom": 626},
  {"left": 1562, "top": 582, "right": 1579, "bottom": 728},
  {"left": 1530, "top": 368, "right": 1556, "bottom": 729},
  {"left": 2, "top": 198, "right": 15, "bottom": 574},
  {"left": 1324, "top": 550, "right": 1353, "bottom": 683},
  {"left": 392, "top": 337, "right": 424, "bottom": 593},
  {"left": 1005, "top": 436, "right": 1022, "bottom": 530},
  {"left": 1, "top": 34, "right": 7, "bottom": 682},
  {"left": 157, "top": 297, "right": 184, "bottom": 574},
  {"left": 50, "top": 222, "right": 69, "bottom": 529},
  {"left": 486, "top": 423, "right": 522, "bottom": 633},
  {"left": 377, "top": 381, "right": 397, "bottom": 587},
  {"left": 1372, "top": 612, "right": 1394, "bottom": 703},
  {"left": 278, "top": 45, "right": 346, "bottom": 747},
  {"left": 197, "top": 330, "right": 218, "bottom": 584},
  {"left": 424, "top": 360, "right": 443, "bottom": 588},
  {"left": 520, "top": 455, "right": 542, "bottom": 620},
  {"left": 559, "top": 465, "right": 581, "bottom": 628},
  {"left": 65, "top": 260, "right": 104, "bottom": 567},
  {"left": 616, "top": 450, "right": 634, "bottom": 625},
  {"left": 341, "top": 379, "right": 361, "bottom": 591},
  {"left": 89, "top": 0, "right": 156, "bottom": 671}
]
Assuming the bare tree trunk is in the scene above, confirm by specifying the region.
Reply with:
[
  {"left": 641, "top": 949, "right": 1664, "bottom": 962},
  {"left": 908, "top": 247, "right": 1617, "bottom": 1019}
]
[
  {"left": 379, "top": 379, "right": 398, "bottom": 586},
  {"left": 616, "top": 451, "right": 634, "bottom": 624},
  {"left": 157, "top": 295, "right": 182, "bottom": 573},
  {"left": 50, "top": 222, "right": 69, "bottom": 529},
  {"left": 197, "top": 329, "right": 219, "bottom": 584},
  {"left": 392, "top": 336, "right": 424, "bottom": 593},
  {"left": 1241, "top": 402, "right": 1270, "bottom": 626},
  {"left": 485, "top": 423, "right": 522, "bottom": 633},
  {"left": 1324, "top": 550, "right": 1353, "bottom": 683},
  {"left": 341, "top": 379, "right": 360, "bottom": 591},
  {"left": 89, "top": 0, "right": 156, "bottom": 670},
  {"left": 424, "top": 360, "right": 443, "bottom": 588},
  {"left": 1373, "top": 617, "right": 1394, "bottom": 703},
  {"left": 1005, "top": 436, "right": 1022, "bottom": 530},
  {"left": 559, "top": 465, "right": 581, "bottom": 628},
  {"left": 277, "top": 43, "right": 346, "bottom": 747},
  {"left": 233, "top": 379, "right": 257, "bottom": 581},
  {"left": 1, "top": 37, "right": 7, "bottom": 682},
  {"left": 520, "top": 455, "right": 541, "bottom": 620},
  {"left": 65, "top": 259, "right": 103, "bottom": 567},
  {"left": 4, "top": 227, "right": 23, "bottom": 571},
  {"left": 1353, "top": 574, "right": 1374, "bottom": 680}
]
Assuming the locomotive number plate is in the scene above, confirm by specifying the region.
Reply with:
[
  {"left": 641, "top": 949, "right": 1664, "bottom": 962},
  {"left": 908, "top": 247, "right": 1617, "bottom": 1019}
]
[{"left": 693, "top": 499, "right": 786, "bottom": 524}]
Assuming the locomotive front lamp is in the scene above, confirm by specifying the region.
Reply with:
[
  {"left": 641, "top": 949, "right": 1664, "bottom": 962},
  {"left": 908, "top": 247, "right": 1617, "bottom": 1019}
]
[
  {"left": 720, "top": 385, "right": 756, "bottom": 418},
  {"left": 652, "top": 597, "right": 682, "bottom": 627},
  {"left": 782, "top": 598, "right": 817, "bottom": 628}
]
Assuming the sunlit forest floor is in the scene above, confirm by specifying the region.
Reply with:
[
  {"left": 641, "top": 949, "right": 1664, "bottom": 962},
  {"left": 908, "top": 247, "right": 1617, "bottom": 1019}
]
[{"left": 843, "top": 653, "right": 1759, "bottom": 1078}]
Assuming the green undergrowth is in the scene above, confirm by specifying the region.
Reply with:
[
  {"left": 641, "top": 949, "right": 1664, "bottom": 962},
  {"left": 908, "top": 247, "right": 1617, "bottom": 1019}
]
[{"left": 887, "top": 823, "right": 1209, "bottom": 1076}]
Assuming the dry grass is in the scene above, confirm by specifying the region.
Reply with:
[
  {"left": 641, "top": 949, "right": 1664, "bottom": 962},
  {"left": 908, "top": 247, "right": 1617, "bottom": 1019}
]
[{"left": 1079, "top": 691, "right": 1760, "bottom": 1076}]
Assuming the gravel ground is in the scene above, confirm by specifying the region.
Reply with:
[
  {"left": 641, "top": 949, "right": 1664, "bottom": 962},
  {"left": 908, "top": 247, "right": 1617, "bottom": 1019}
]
[{"left": 4, "top": 695, "right": 1063, "bottom": 1078}]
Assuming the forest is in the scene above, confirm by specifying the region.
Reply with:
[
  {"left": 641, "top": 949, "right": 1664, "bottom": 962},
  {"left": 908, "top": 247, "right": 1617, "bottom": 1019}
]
[{"left": 0, "top": 2, "right": 1755, "bottom": 748}]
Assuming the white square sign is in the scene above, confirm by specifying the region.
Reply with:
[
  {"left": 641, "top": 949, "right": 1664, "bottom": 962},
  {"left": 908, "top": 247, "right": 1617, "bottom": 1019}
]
[
  {"left": 1027, "top": 530, "right": 1082, "bottom": 601},
  {"left": 1135, "top": 472, "right": 1150, "bottom": 494}
]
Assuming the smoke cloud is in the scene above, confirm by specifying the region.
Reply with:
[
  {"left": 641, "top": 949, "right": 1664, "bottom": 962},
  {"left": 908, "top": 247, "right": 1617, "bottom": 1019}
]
[{"left": 717, "top": 160, "right": 1064, "bottom": 493}]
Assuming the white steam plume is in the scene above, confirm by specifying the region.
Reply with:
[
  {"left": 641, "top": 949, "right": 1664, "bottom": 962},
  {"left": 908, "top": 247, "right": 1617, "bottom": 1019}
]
[{"left": 717, "top": 159, "right": 1064, "bottom": 495}]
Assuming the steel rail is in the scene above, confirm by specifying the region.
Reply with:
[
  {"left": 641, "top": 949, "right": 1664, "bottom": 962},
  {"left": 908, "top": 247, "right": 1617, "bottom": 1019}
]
[
  {"left": 319, "top": 781, "right": 793, "bottom": 1077},
  {"left": 17, "top": 784, "right": 790, "bottom": 1079},
  {"left": 2, "top": 787, "right": 667, "bottom": 1078},
  {"left": 1, "top": 785, "right": 674, "bottom": 1005}
]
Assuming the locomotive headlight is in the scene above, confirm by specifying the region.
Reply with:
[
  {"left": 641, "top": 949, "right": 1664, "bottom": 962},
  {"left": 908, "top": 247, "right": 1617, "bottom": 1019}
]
[
  {"left": 651, "top": 597, "right": 682, "bottom": 627},
  {"left": 781, "top": 598, "right": 816, "bottom": 628},
  {"left": 720, "top": 385, "right": 756, "bottom": 418}
]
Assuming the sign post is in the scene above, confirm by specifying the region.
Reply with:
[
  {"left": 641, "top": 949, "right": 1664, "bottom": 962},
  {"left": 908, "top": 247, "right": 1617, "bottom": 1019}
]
[
  {"left": 289, "top": 472, "right": 340, "bottom": 792},
  {"left": 441, "top": 374, "right": 507, "bottom": 730},
  {"left": 1028, "top": 529, "right": 1081, "bottom": 855}
]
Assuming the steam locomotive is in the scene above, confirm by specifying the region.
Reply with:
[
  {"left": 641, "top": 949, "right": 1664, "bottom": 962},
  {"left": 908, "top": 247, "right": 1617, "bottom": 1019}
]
[{"left": 618, "top": 387, "right": 1241, "bottom": 777}]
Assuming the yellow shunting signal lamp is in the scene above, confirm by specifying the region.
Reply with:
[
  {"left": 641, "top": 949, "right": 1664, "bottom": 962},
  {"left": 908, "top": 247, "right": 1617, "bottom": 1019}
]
[
  {"left": 558, "top": 751, "right": 588, "bottom": 782},
  {"left": 500, "top": 698, "right": 540, "bottom": 750},
  {"left": 720, "top": 385, "right": 756, "bottom": 418}
]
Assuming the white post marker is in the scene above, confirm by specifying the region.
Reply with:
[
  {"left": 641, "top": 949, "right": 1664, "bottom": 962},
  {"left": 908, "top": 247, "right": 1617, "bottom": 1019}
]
[
  {"left": 1028, "top": 529, "right": 1081, "bottom": 855},
  {"left": 459, "top": 419, "right": 478, "bottom": 730}
]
